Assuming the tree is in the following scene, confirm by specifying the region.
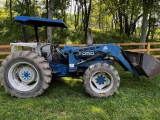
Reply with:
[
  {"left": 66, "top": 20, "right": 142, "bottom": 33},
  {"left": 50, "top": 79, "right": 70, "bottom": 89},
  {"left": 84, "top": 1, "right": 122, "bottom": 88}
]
[
  {"left": 1, "top": 0, "right": 160, "bottom": 44},
  {"left": 74, "top": 0, "right": 80, "bottom": 29},
  {"left": 9, "top": 0, "right": 12, "bottom": 20},
  {"left": 146, "top": 1, "right": 160, "bottom": 41},
  {"left": 139, "top": 0, "right": 154, "bottom": 48},
  {"left": 47, "top": 0, "right": 54, "bottom": 43},
  {"left": 83, "top": 0, "right": 92, "bottom": 39}
]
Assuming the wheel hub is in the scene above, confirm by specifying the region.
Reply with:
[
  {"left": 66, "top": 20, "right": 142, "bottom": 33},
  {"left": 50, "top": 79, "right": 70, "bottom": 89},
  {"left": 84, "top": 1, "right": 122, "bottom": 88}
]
[
  {"left": 19, "top": 66, "right": 36, "bottom": 83},
  {"left": 91, "top": 72, "right": 112, "bottom": 92},
  {"left": 22, "top": 71, "right": 31, "bottom": 79},
  {"left": 96, "top": 75, "right": 107, "bottom": 85}
]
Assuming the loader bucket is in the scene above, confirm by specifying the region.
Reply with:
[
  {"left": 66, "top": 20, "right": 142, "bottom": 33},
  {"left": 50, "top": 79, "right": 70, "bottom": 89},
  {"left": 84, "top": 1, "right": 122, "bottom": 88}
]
[{"left": 125, "top": 51, "right": 160, "bottom": 78}]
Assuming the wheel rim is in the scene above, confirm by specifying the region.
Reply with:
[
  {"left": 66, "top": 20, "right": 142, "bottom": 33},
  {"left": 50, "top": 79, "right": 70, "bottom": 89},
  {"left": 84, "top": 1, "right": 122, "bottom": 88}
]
[
  {"left": 90, "top": 71, "right": 114, "bottom": 93},
  {"left": 8, "top": 62, "right": 39, "bottom": 92}
]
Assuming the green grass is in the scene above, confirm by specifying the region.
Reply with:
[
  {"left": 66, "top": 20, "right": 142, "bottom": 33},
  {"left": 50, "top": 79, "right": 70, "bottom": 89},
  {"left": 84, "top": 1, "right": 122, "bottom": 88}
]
[{"left": 0, "top": 65, "right": 160, "bottom": 120}]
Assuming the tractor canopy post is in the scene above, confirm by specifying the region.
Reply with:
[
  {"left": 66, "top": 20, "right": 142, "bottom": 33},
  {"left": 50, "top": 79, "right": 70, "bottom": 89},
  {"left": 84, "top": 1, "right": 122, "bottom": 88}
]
[
  {"left": 34, "top": 26, "right": 39, "bottom": 42},
  {"left": 21, "top": 24, "right": 28, "bottom": 42}
]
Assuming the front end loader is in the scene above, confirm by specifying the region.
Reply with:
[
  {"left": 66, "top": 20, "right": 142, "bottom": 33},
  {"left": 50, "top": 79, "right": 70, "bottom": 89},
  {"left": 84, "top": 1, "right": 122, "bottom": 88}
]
[{"left": 0, "top": 16, "right": 160, "bottom": 98}]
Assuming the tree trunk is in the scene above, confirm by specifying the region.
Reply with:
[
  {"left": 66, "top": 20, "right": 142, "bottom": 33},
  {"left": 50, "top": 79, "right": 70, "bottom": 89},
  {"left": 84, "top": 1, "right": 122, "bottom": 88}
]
[
  {"left": 83, "top": 0, "right": 87, "bottom": 38},
  {"left": 129, "top": 2, "right": 134, "bottom": 35},
  {"left": 146, "top": 13, "right": 152, "bottom": 42},
  {"left": 9, "top": 0, "right": 12, "bottom": 20},
  {"left": 47, "top": 0, "right": 54, "bottom": 43},
  {"left": 83, "top": 0, "right": 92, "bottom": 39},
  {"left": 130, "top": 14, "right": 143, "bottom": 35},
  {"left": 139, "top": 10, "right": 148, "bottom": 48},
  {"left": 74, "top": 2, "right": 77, "bottom": 29},
  {"left": 45, "top": 0, "right": 48, "bottom": 40},
  {"left": 118, "top": 7, "right": 123, "bottom": 34},
  {"left": 124, "top": 14, "right": 130, "bottom": 36},
  {"left": 151, "top": 19, "right": 156, "bottom": 40},
  {"left": 99, "top": 1, "right": 102, "bottom": 29},
  {"left": 139, "top": 0, "right": 153, "bottom": 49}
]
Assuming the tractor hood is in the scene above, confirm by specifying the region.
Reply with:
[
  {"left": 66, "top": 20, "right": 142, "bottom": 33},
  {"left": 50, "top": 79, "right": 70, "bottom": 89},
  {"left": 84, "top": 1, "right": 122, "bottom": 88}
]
[{"left": 14, "top": 16, "right": 68, "bottom": 28}]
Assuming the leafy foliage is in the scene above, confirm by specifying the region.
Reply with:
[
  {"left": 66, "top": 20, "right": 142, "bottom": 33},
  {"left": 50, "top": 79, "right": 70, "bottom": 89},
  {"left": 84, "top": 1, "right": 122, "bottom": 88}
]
[{"left": 0, "top": 0, "right": 160, "bottom": 44}]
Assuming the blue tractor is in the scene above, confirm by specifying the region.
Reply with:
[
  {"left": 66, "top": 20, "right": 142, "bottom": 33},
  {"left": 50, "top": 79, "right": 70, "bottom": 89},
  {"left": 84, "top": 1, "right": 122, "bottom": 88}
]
[{"left": 1, "top": 16, "right": 160, "bottom": 98}]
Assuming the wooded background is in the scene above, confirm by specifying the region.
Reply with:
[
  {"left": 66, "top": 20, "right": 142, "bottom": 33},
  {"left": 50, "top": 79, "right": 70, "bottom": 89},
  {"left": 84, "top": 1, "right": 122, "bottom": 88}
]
[{"left": 0, "top": 0, "right": 160, "bottom": 45}]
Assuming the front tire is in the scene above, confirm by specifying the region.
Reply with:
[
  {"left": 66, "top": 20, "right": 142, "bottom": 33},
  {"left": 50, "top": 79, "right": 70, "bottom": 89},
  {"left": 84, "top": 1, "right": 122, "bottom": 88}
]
[
  {"left": 83, "top": 63, "right": 120, "bottom": 98},
  {"left": 0, "top": 51, "right": 52, "bottom": 98}
]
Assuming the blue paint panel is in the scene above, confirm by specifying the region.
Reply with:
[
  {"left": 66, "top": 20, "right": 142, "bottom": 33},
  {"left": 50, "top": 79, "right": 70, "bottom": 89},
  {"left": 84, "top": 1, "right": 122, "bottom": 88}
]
[
  {"left": 79, "top": 60, "right": 113, "bottom": 68},
  {"left": 50, "top": 63, "right": 69, "bottom": 76}
]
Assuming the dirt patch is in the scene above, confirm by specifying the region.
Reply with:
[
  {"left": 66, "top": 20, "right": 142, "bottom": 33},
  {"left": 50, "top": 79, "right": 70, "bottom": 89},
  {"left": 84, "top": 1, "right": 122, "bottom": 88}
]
[{"left": 0, "top": 47, "right": 10, "bottom": 52}]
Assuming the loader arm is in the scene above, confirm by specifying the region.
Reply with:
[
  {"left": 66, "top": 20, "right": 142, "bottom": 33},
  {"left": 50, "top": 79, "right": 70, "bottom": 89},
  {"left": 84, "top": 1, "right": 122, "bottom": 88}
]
[
  {"left": 99, "top": 43, "right": 139, "bottom": 76},
  {"left": 63, "top": 43, "right": 139, "bottom": 76}
]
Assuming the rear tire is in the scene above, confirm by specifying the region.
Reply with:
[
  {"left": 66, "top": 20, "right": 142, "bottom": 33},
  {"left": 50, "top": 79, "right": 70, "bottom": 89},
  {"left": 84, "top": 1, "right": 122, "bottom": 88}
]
[
  {"left": 0, "top": 51, "right": 52, "bottom": 98},
  {"left": 83, "top": 62, "right": 120, "bottom": 98}
]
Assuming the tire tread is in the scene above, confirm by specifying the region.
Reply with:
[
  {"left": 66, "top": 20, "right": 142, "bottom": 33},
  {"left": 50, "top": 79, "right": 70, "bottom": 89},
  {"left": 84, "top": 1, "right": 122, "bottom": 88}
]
[
  {"left": 83, "top": 62, "right": 120, "bottom": 98},
  {"left": 0, "top": 51, "right": 52, "bottom": 98}
]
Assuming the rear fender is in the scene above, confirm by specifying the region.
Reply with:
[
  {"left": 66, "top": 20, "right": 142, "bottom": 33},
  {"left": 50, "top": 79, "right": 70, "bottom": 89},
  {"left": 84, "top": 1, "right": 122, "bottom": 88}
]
[{"left": 10, "top": 42, "right": 42, "bottom": 54}]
